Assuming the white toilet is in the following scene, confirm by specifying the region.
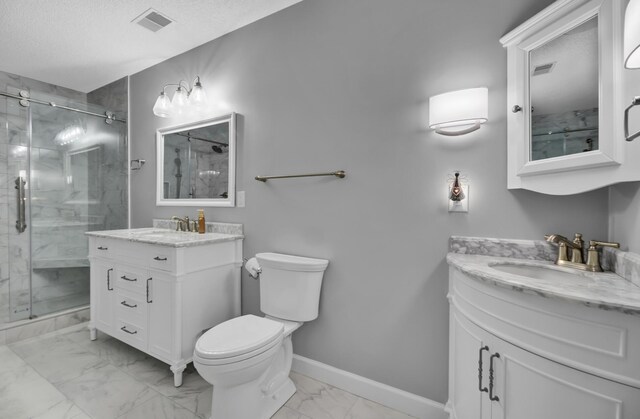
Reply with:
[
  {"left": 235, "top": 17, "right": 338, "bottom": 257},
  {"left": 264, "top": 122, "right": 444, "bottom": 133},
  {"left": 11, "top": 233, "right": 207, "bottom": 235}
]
[{"left": 193, "top": 252, "right": 329, "bottom": 419}]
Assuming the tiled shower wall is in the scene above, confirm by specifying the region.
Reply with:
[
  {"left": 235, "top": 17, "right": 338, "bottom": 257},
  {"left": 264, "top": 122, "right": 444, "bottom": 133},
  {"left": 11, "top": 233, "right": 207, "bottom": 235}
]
[{"left": 0, "top": 71, "right": 128, "bottom": 326}]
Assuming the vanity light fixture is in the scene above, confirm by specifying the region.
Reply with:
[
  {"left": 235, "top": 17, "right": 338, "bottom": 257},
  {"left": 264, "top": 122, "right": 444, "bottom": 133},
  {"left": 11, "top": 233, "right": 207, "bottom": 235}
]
[
  {"left": 624, "top": 0, "right": 640, "bottom": 141},
  {"left": 429, "top": 87, "right": 488, "bottom": 136},
  {"left": 152, "top": 76, "right": 208, "bottom": 118}
]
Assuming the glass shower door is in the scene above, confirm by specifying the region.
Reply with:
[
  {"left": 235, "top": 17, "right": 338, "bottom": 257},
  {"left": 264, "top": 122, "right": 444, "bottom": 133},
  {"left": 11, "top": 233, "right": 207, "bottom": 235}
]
[
  {"left": 7, "top": 88, "right": 128, "bottom": 320},
  {"left": 6, "top": 85, "right": 32, "bottom": 321}
]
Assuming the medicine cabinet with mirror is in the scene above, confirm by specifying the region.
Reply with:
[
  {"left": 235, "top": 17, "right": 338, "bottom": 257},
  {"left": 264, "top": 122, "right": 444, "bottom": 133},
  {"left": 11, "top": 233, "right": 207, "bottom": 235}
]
[
  {"left": 156, "top": 113, "right": 236, "bottom": 207},
  {"left": 500, "top": 0, "right": 640, "bottom": 195}
]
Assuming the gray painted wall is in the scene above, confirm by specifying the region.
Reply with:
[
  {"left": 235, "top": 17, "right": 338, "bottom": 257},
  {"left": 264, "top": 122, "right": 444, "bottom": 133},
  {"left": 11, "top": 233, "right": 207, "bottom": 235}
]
[{"left": 129, "top": 0, "right": 611, "bottom": 403}]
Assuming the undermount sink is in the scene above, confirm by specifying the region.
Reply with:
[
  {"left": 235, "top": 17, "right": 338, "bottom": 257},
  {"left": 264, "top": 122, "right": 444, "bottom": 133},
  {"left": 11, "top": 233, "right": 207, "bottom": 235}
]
[{"left": 489, "top": 263, "right": 594, "bottom": 282}]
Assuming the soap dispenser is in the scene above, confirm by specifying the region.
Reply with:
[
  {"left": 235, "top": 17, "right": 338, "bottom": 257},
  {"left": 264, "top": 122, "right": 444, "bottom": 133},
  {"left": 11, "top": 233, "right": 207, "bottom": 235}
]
[{"left": 197, "top": 209, "right": 206, "bottom": 234}]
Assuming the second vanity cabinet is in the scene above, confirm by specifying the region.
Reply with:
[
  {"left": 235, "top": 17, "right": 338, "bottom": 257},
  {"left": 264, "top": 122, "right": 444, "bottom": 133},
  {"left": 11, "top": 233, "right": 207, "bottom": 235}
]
[
  {"left": 447, "top": 267, "right": 640, "bottom": 419},
  {"left": 87, "top": 230, "right": 243, "bottom": 386}
]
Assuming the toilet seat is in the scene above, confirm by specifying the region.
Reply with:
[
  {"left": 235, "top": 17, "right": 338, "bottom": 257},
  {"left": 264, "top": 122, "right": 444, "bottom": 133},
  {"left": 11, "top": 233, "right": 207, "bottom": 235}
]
[{"left": 194, "top": 315, "right": 284, "bottom": 365}]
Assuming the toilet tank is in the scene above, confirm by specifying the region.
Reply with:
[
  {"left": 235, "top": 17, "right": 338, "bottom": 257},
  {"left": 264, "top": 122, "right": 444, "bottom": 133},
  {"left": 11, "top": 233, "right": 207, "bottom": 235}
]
[{"left": 256, "top": 252, "right": 329, "bottom": 322}]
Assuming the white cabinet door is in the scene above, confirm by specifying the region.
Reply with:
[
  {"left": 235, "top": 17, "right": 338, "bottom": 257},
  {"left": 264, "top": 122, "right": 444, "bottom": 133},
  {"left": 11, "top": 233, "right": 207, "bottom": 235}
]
[
  {"left": 491, "top": 335, "right": 640, "bottom": 419},
  {"left": 449, "top": 310, "right": 492, "bottom": 419},
  {"left": 451, "top": 309, "right": 640, "bottom": 419},
  {"left": 91, "top": 260, "right": 115, "bottom": 333},
  {"left": 147, "top": 273, "right": 174, "bottom": 362}
]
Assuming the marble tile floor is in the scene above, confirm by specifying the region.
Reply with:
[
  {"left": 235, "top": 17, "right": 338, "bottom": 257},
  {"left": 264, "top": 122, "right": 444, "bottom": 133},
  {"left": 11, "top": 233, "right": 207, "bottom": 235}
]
[{"left": 0, "top": 323, "right": 416, "bottom": 419}]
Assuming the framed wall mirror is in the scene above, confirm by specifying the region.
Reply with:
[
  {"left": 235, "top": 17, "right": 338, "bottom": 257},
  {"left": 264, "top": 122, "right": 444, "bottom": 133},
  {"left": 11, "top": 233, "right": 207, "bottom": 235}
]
[{"left": 156, "top": 113, "right": 236, "bottom": 207}]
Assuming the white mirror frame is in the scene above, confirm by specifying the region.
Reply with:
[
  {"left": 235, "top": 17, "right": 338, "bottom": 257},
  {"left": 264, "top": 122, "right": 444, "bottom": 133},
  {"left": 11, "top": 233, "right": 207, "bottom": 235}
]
[
  {"left": 156, "top": 113, "right": 236, "bottom": 207},
  {"left": 501, "top": 0, "right": 625, "bottom": 193}
]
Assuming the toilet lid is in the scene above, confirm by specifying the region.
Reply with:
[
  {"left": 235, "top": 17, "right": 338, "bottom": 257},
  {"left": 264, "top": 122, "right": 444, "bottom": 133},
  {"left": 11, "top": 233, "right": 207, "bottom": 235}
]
[{"left": 195, "top": 315, "right": 284, "bottom": 360}]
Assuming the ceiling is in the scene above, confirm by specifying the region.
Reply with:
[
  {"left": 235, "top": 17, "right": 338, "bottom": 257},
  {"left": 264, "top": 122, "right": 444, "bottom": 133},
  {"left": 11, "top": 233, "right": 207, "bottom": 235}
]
[{"left": 0, "top": 0, "right": 303, "bottom": 93}]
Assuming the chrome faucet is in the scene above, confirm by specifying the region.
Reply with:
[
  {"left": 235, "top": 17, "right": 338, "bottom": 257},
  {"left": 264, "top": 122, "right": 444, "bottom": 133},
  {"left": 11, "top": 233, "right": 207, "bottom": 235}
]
[
  {"left": 171, "top": 216, "right": 191, "bottom": 232},
  {"left": 545, "top": 233, "right": 619, "bottom": 272}
]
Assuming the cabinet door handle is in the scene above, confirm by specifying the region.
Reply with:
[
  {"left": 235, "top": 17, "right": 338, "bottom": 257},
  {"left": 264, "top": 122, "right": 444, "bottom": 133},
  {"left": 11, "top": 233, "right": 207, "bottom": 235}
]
[
  {"left": 121, "top": 275, "right": 137, "bottom": 282},
  {"left": 153, "top": 256, "right": 167, "bottom": 261},
  {"left": 120, "top": 326, "right": 137, "bottom": 335},
  {"left": 478, "top": 345, "right": 489, "bottom": 393},
  {"left": 146, "top": 278, "right": 153, "bottom": 303},
  {"left": 97, "top": 246, "right": 108, "bottom": 250},
  {"left": 489, "top": 352, "right": 501, "bottom": 402},
  {"left": 120, "top": 301, "right": 137, "bottom": 308},
  {"left": 512, "top": 105, "right": 522, "bottom": 113},
  {"left": 107, "top": 268, "right": 114, "bottom": 291}
]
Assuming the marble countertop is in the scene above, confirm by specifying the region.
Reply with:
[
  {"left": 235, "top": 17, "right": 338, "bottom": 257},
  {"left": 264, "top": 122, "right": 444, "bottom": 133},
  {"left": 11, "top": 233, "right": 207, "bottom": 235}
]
[
  {"left": 85, "top": 228, "right": 243, "bottom": 248},
  {"left": 447, "top": 253, "right": 640, "bottom": 315}
]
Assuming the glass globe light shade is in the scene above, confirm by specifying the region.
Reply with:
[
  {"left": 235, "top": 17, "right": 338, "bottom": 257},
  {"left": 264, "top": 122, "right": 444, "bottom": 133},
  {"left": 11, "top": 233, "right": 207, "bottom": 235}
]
[
  {"left": 171, "top": 87, "right": 189, "bottom": 115},
  {"left": 190, "top": 81, "right": 208, "bottom": 107},
  {"left": 152, "top": 92, "right": 172, "bottom": 118}
]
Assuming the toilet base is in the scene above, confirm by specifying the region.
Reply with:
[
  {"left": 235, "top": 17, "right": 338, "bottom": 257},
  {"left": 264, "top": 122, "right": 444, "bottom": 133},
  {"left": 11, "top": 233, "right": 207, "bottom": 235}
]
[{"left": 209, "top": 376, "right": 296, "bottom": 419}]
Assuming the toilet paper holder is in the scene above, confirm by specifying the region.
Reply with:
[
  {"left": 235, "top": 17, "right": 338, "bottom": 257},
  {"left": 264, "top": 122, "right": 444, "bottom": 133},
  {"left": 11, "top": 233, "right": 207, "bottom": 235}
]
[{"left": 243, "top": 257, "right": 262, "bottom": 279}]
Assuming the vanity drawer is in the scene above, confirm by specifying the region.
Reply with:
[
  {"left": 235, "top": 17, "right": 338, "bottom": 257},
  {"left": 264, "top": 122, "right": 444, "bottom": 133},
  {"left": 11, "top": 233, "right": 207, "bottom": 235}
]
[
  {"left": 113, "top": 242, "right": 176, "bottom": 273},
  {"left": 115, "top": 319, "right": 146, "bottom": 351},
  {"left": 146, "top": 247, "right": 174, "bottom": 272},
  {"left": 115, "top": 290, "right": 147, "bottom": 324},
  {"left": 90, "top": 238, "right": 114, "bottom": 258},
  {"left": 114, "top": 265, "right": 147, "bottom": 294},
  {"left": 450, "top": 268, "right": 640, "bottom": 389}
]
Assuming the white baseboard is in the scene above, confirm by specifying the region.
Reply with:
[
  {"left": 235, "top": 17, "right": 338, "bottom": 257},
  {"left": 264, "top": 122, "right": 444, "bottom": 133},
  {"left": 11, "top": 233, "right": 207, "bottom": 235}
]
[{"left": 291, "top": 354, "right": 447, "bottom": 419}]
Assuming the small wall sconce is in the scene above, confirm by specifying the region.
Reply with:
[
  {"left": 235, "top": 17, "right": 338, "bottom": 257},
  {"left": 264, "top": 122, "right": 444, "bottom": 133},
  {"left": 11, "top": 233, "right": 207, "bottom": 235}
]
[
  {"left": 429, "top": 87, "right": 488, "bottom": 136},
  {"left": 152, "top": 76, "right": 208, "bottom": 118},
  {"left": 624, "top": 0, "right": 640, "bottom": 142},
  {"left": 448, "top": 172, "right": 469, "bottom": 213}
]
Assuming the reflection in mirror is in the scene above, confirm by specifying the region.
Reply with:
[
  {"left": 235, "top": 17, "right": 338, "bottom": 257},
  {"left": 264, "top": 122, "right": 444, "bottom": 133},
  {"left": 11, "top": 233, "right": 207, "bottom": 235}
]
[
  {"left": 530, "top": 17, "right": 598, "bottom": 161},
  {"left": 157, "top": 113, "right": 236, "bottom": 207},
  {"left": 163, "top": 125, "right": 229, "bottom": 199}
]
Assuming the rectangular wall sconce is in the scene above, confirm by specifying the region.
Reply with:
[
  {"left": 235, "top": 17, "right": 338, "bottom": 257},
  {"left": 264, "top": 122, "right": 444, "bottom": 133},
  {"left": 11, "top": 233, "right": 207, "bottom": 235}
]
[{"left": 429, "top": 87, "right": 488, "bottom": 136}]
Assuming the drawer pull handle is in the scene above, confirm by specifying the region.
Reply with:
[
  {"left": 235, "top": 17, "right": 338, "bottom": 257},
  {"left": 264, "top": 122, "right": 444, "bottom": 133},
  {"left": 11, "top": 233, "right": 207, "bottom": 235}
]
[
  {"left": 489, "top": 352, "right": 500, "bottom": 402},
  {"left": 120, "top": 326, "right": 137, "bottom": 335},
  {"left": 107, "top": 268, "right": 114, "bottom": 291},
  {"left": 121, "top": 275, "right": 137, "bottom": 282},
  {"left": 478, "top": 345, "right": 489, "bottom": 393},
  {"left": 120, "top": 301, "right": 137, "bottom": 308},
  {"left": 97, "top": 246, "right": 108, "bottom": 250},
  {"left": 153, "top": 256, "right": 167, "bottom": 261},
  {"left": 147, "top": 278, "right": 153, "bottom": 303}
]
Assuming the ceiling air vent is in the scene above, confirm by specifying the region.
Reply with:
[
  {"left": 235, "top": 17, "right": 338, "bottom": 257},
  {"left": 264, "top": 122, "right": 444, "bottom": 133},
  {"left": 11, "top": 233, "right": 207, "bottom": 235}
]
[
  {"left": 532, "top": 62, "right": 555, "bottom": 76},
  {"left": 133, "top": 8, "right": 173, "bottom": 32}
]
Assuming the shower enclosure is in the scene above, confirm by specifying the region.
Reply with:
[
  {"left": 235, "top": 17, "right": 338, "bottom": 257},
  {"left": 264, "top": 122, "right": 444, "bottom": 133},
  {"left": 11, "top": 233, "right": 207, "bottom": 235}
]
[{"left": 0, "top": 79, "right": 128, "bottom": 327}]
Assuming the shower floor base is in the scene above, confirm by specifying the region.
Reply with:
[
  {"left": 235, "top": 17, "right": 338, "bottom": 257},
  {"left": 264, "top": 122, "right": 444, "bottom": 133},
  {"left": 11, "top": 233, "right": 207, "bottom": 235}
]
[{"left": 0, "top": 305, "right": 89, "bottom": 346}]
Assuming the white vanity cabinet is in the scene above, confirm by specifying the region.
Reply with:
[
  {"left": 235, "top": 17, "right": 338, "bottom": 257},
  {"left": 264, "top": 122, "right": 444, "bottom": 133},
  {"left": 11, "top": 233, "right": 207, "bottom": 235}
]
[
  {"left": 87, "top": 232, "right": 242, "bottom": 386},
  {"left": 447, "top": 268, "right": 640, "bottom": 419}
]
